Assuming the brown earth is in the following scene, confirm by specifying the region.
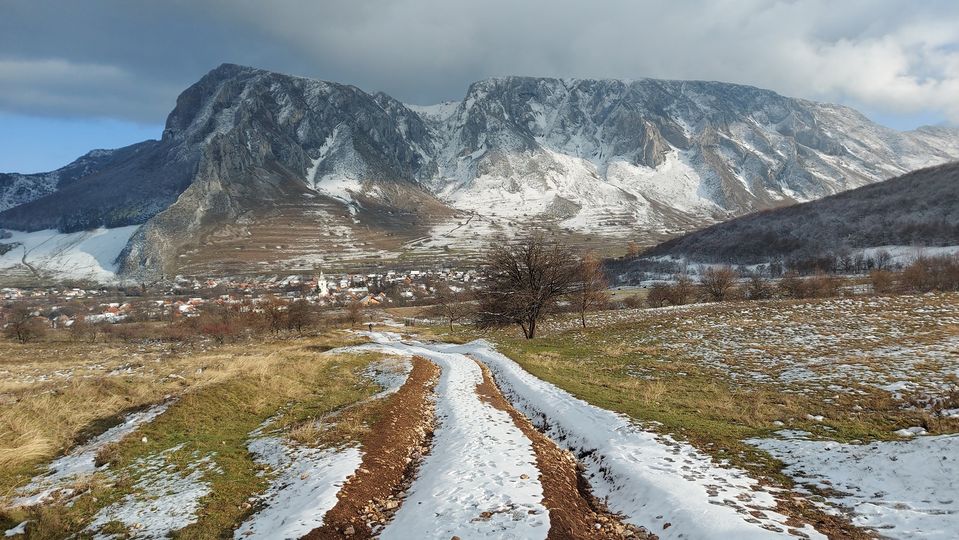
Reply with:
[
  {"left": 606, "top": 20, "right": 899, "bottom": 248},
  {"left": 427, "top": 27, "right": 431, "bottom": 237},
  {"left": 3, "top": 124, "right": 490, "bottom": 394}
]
[
  {"left": 473, "top": 360, "right": 657, "bottom": 540},
  {"left": 303, "top": 355, "right": 440, "bottom": 539},
  {"left": 767, "top": 485, "right": 876, "bottom": 540}
]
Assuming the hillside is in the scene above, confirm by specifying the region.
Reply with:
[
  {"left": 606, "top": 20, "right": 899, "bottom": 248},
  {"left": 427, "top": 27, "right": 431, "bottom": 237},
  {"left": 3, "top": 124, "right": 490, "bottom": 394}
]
[
  {"left": 639, "top": 161, "right": 959, "bottom": 264},
  {"left": 2, "top": 64, "right": 959, "bottom": 279}
]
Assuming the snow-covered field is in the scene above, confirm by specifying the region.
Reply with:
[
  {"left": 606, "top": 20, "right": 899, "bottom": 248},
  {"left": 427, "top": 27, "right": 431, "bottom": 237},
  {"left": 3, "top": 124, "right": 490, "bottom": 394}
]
[
  {"left": 0, "top": 226, "right": 139, "bottom": 282},
  {"left": 466, "top": 340, "right": 823, "bottom": 540},
  {"left": 751, "top": 432, "right": 959, "bottom": 539},
  {"left": 565, "top": 294, "right": 959, "bottom": 406}
]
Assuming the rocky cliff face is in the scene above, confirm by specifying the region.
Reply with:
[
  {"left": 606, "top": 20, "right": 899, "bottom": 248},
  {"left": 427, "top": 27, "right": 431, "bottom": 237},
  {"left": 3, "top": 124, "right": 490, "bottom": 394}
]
[{"left": 2, "top": 64, "right": 957, "bottom": 278}]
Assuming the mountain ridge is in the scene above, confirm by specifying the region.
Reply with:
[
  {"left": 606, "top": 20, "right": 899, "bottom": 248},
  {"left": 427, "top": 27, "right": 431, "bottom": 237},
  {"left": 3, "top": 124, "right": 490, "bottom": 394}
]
[{"left": 2, "top": 63, "right": 958, "bottom": 278}]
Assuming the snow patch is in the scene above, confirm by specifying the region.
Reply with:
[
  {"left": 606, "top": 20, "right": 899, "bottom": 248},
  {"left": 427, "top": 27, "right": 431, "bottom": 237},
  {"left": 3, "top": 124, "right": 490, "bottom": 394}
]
[
  {"left": 233, "top": 440, "right": 361, "bottom": 539},
  {"left": 8, "top": 403, "right": 170, "bottom": 508},
  {"left": 751, "top": 433, "right": 959, "bottom": 539},
  {"left": 87, "top": 444, "right": 222, "bottom": 539}
]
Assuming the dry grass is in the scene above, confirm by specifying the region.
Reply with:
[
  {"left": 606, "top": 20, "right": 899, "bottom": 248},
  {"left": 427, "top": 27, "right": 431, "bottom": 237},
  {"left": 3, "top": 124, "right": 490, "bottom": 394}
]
[
  {"left": 0, "top": 329, "right": 384, "bottom": 537},
  {"left": 0, "top": 329, "right": 368, "bottom": 497}
]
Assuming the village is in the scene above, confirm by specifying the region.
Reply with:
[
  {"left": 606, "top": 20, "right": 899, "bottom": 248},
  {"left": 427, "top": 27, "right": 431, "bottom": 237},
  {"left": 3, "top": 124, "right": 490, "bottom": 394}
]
[{"left": 0, "top": 268, "right": 479, "bottom": 329}]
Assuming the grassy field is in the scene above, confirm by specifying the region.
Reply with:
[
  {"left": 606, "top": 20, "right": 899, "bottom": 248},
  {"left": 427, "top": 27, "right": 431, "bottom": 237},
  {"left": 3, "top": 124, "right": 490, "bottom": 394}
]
[
  {"left": 427, "top": 293, "right": 959, "bottom": 485},
  {"left": 0, "top": 328, "right": 394, "bottom": 538}
]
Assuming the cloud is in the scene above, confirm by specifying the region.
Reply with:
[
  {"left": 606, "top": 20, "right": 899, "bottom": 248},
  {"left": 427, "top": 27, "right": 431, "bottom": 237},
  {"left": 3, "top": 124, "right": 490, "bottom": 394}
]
[
  {"left": 0, "top": 59, "right": 178, "bottom": 122},
  {"left": 0, "top": 0, "right": 957, "bottom": 126}
]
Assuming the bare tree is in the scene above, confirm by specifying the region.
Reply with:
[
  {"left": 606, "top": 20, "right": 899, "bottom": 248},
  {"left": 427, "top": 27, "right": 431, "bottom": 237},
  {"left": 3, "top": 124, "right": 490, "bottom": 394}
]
[
  {"left": 3, "top": 304, "right": 47, "bottom": 343},
  {"left": 873, "top": 249, "right": 892, "bottom": 271},
  {"left": 345, "top": 299, "right": 364, "bottom": 328},
  {"left": 260, "top": 296, "right": 288, "bottom": 335},
  {"left": 285, "top": 299, "right": 315, "bottom": 333},
  {"left": 69, "top": 315, "right": 102, "bottom": 343},
  {"left": 700, "top": 266, "right": 737, "bottom": 302},
  {"left": 646, "top": 284, "right": 671, "bottom": 308},
  {"left": 667, "top": 274, "right": 694, "bottom": 305},
  {"left": 574, "top": 252, "right": 609, "bottom": 328},
  {"left": 474, "top": 235, "right": 579, "bottom": 339},
  {"left": 428, "top": 285, "right": 468, "bottom": 331}
]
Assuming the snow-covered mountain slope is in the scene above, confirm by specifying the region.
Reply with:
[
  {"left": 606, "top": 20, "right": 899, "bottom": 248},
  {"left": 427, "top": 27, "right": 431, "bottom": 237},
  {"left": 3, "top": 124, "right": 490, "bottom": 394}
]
[
  {"left": 0, "top": 226, "right": 140, "bottom": 282},
  {"left": 418, "top": 77, "right": 959, "bottom": 235},
  {"left": 1, "top": 65, "right": 957, "bottom": 278},
  {"left": 0, "top": 145, "right": 150, "bottom": 212}
]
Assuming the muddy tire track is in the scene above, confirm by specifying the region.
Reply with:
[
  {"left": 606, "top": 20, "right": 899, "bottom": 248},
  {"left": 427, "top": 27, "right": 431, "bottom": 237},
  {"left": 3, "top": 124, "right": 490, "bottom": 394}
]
[
  {"left": 304, "top": 356, "right": 440, "bottom": 539},
  {"left": 473, "top": 360, "right": 657, "bottom": 540}
]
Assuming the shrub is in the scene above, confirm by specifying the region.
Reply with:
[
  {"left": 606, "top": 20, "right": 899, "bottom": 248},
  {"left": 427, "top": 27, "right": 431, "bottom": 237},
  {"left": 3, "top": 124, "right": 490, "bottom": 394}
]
[
  {"left": 745, "top": 273, "right": 773, "bottom": 300},
  {"left": 646, "top": 284, "right": 671, "bottom": 308},
  {"left": 869, "top": 270, "right": 895, "bottom": 294},
  {"left": 700, "top": 266, "right": 737, "bottom": 302},
  {"left": 667, "top": 275, "right": 694, "bottom": 305},
  {"left": 807, "top": 272, "right": 842, "bottom": 298},
  {"left": 902, "top": 255, "right": 959, "bottom": 292},
  {"left": 778, "top": 271, "right": 809, "bottom": 299}
]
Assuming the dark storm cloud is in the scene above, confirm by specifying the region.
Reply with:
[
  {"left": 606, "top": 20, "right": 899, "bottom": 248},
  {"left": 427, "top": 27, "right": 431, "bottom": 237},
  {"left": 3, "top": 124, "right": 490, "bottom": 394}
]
[{"left": 2, "top": 0, "right": 958, "bottom": 124}]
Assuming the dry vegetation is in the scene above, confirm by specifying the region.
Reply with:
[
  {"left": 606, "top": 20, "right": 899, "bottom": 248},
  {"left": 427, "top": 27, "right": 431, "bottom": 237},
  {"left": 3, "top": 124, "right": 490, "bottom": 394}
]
[{"left": 0, "top": 318, "right": 396, "bottom": 537}]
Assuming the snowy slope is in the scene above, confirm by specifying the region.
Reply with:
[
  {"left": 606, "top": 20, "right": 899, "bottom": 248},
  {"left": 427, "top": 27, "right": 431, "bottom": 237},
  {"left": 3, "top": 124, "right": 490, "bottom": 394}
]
[{"left": 0, "top": 226, "right": 140, "bottom": 282}]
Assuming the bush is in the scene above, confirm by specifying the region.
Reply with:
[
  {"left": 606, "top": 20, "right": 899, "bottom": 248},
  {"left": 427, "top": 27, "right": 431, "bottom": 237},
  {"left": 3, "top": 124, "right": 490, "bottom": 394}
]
[
  {"left": 778, "top": 271, "right": 809, "bottom": 299},
  {"left": 700, "top": 266, "right": 737, "bottom": 302},
  {"left": 102, "top": 323, "right": 152, "bottom": 343},
  {"left": 869, "top": 270, "right": 895, "bottom": 294},
  {"left": 646, "top": 284, "right": 671, "bottom": 308},
  {"left": 902, "top": 255, "right": 959, "bottom": 292},
  {"left": 667, "top": 275, "right": 694, "bottom": 305},
  {"left": 744, "top": 273, "right": 773, "bottom": 300},
  {"left": 807, "top": 272, "right": 842, "bottom": 298}
]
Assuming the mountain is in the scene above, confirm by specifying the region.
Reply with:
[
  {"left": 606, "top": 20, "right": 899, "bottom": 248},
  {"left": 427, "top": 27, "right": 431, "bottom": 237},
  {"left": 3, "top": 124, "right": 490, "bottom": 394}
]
[
  {"left": 1, "top": 63, "right": 958, "bottom": 279},
  {"left": 632, "top": 161, "right": 959, "bottom": 265},
  {"left": 0, "top": 142, "right": 161, "bottom": 214}
]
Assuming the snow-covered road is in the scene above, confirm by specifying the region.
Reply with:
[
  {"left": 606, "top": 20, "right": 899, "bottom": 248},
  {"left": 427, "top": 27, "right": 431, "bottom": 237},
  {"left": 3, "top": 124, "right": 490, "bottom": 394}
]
[
  {"left": 347, "top": 333, "right": 825, "bottom": 540},
  {"left": 353, "top": 334, "right": 550, "bottom": 540}
]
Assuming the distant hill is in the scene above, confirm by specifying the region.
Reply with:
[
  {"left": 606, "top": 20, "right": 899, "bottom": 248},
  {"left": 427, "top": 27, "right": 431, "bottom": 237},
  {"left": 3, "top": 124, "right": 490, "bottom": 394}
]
[{"left": 637, "top": 161, "right": 959, "bottom": 265}]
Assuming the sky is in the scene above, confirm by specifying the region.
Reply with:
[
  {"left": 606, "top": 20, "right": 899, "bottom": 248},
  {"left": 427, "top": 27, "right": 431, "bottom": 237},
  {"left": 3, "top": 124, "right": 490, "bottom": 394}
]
[{"left": 1, "top": 0, "right": 958, "bottom": 173}]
